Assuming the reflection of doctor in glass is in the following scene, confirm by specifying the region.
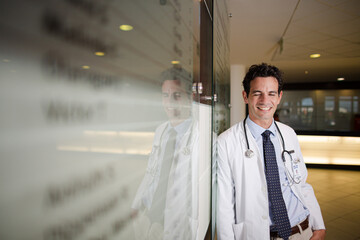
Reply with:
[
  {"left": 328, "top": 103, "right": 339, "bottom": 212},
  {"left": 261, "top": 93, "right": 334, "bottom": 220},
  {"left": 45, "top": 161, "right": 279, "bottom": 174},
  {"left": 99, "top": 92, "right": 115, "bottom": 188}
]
[{"left": 132, "top": 66, "right": 199, "bottom": 240}]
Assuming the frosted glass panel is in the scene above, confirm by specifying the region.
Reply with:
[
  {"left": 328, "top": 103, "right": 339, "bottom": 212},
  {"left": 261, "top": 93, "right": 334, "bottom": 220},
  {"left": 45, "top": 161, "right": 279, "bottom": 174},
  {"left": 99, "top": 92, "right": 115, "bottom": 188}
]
[{"left": 0, "top": 0, "right": 205, "bottom": 239}]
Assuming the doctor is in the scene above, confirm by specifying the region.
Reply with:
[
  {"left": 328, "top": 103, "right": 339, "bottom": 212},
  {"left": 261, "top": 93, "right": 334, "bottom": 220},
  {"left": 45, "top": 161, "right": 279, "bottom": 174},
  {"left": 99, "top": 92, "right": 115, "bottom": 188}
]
[
  {"left": 132, "top": 66, "right": 199, "bottom": 240},
  {"left": 216, "top": 63, "right": 325, "bottom": 240}
]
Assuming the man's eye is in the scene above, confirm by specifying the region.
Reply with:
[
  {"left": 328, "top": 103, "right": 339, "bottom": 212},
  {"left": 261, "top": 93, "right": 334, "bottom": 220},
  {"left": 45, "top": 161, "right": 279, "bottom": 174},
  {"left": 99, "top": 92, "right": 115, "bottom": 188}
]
[{"left": 174, "top": 92, "right": 182, "bottom": 99}]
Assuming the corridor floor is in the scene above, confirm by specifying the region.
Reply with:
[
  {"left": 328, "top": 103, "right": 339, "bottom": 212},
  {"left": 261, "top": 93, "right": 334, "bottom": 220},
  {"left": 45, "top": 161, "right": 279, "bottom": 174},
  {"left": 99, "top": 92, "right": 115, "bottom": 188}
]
[{"left": 307, "top": 168, "right": 360, "bottom": 240}]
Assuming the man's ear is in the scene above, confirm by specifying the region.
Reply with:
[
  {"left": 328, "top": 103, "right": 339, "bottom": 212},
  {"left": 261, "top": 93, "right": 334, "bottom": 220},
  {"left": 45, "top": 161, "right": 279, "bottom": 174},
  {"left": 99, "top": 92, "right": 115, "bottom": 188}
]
[
  {"left": 242, "top": 90, "right": 248, "bottom": 104},
  {"left": 277, "top": 90, "right": 283, "bottom": 103}
]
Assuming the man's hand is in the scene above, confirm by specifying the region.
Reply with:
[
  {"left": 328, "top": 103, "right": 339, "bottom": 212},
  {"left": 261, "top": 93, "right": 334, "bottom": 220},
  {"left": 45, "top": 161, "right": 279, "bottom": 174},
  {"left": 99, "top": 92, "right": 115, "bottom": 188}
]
[{"left": 310, "top": 229, "right": 326, "bottom": 240}]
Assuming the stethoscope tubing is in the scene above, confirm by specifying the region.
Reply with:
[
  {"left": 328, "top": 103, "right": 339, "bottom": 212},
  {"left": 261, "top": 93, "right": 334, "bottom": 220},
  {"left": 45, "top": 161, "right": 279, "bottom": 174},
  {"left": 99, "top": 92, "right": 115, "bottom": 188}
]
[
  {"left": 243, "top": 118, "right": 286, "bottom": 153},
  {"left": 243, "top": 118, "right": 301, "bottom": 184}
]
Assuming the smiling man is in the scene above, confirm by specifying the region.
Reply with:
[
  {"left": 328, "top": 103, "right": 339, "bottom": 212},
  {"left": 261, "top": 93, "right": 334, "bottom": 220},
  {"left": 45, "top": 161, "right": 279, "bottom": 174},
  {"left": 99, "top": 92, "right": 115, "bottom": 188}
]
[
  {"left": 216, "top": 63, "right": 325, "bottom": 240},
  {"left": 132, "top": 66, "right": 199, "bottom": 240}
]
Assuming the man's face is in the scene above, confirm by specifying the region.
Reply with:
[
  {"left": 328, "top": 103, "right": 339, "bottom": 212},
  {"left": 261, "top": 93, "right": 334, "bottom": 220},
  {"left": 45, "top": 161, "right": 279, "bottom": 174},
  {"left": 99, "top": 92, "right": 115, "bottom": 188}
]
[
  {"left": 162, "top": 80, "right": 191, "bottom": 125},
  {"left": 242, "top": 76, "right": 282, "bottom": 128}
]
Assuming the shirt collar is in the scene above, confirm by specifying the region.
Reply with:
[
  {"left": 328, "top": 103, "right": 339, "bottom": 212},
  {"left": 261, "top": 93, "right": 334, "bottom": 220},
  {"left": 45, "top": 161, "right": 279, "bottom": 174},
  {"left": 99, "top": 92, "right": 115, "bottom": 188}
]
[
  {"left": 246, "top": 116, "right": 277, "bottom": 141},
  {"left": 173, "top": 118, "right": 192, "bottom": 134}
]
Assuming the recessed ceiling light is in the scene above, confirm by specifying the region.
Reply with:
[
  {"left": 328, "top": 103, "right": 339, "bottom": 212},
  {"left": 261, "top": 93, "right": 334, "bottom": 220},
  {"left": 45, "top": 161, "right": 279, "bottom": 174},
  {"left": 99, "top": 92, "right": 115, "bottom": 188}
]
[
  {"left": 337, "top": 77, "right": 345, "bottom": 81},
  {"left": 305, "top": 70, "right": 309, "bottom": 74},
  {"left": 310, "top": 53, "right": 321, "bottom": 58},
  {"left": 81, "top": 65, "right": 90, "bottom": 69},
  {"left": 94, "top": 52, "right": 105, "bottom": 56},
  {"left": 171, "top": 60, "right": 180, "bottom": 64},
  {"left": 119, "top": 25, "right": 133, "bottom": 31}
]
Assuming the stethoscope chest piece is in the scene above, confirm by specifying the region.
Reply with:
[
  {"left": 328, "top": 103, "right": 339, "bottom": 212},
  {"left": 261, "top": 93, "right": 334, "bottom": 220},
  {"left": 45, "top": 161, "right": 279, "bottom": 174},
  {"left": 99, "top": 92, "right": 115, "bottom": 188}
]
[
  {"left": 245, "top": 149, "right": 254, "bottom": 158},
  {"left": 243, "top": 119, "right": 255, "bottom": 158}
]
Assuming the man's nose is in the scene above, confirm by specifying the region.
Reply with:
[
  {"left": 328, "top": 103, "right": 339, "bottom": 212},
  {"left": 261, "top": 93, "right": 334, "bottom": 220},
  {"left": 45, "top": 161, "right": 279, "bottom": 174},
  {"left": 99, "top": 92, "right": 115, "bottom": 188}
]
[
  {"left": 169, "top": 94, "right": 178, "bottom": 102},
  {"left": 163, "top": 94, "right": 175, "bottom": 105},
  {"left": 259, "top": 94, "right": 268, "bottom": 102}
]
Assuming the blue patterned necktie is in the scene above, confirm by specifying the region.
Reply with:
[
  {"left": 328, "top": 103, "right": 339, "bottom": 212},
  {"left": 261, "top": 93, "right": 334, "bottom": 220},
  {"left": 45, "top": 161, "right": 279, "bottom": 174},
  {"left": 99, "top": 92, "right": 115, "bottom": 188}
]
[
  {"left": 148, "top": 128, "right": 177, "bottom": 224},
  {"left": 262, "top": 130, "right": 291, "bottom": 240}
]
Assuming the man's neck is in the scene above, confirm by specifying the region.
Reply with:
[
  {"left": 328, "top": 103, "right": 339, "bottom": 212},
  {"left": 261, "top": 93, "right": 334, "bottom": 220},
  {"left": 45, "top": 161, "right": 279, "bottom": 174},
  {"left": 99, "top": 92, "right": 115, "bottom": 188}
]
[{"left": 248, "top": 117, "right": 273, "bottom": 129}]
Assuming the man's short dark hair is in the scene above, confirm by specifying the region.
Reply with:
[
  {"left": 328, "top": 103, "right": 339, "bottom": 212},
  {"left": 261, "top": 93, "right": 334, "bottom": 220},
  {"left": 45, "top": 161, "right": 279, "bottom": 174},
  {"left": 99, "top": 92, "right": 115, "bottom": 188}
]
[{"left": 242, "top": 63, "right": 284, "bottom": 96}]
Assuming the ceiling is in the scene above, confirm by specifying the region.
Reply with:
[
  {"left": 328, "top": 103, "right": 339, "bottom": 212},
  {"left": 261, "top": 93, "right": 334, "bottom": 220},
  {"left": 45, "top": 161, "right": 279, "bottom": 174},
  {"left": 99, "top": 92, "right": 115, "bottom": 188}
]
[{"left": 228, "top": 0, "right": 360, "bottom": 83}]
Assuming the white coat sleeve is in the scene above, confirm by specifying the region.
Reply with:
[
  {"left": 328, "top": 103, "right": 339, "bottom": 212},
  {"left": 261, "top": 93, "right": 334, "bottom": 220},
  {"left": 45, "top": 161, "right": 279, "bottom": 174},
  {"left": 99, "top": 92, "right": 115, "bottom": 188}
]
[
  {"left": 294, "top": 134, "right": 326, "bottom": 230},
  {"left": 216, "top": 137, "right": 236, "bottom": 239}
]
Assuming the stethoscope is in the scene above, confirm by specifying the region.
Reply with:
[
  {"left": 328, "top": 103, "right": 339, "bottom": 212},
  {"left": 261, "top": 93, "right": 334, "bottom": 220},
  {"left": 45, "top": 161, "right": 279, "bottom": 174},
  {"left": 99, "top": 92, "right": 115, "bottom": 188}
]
[{"left": 243, "top": 119, "right": 301, "bottom": 185}]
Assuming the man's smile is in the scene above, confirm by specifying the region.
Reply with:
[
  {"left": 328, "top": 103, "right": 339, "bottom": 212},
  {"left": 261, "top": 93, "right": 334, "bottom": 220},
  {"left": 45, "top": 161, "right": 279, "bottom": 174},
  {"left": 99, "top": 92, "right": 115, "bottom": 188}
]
[{"left": 257, "top": 106, "right": 271, "bottom": 111}]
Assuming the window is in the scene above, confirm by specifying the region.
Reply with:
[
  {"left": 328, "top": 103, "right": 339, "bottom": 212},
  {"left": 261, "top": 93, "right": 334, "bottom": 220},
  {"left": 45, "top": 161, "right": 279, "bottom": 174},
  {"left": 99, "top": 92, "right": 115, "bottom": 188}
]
[{"left": 278, "top": 89, "right": 360, "bottom": 134}]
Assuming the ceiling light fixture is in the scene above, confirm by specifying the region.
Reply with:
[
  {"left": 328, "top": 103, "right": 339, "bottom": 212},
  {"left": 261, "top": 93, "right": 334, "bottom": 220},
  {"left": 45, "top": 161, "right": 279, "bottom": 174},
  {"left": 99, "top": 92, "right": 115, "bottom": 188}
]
[
  {"left": 171, "top": 60, "right": 180, "bottom": 65},
  {"left": 310, "top": 53, "right": 321, "bottom": 58},
  {"left": 337, "top": 77, "right": 345, "bottom": 81},
  {"left": 119, "top": 25, "right": 133, "bottom": 31},
  {"left": 82, "top": 65, "right": 90, "bottom": 69},
  {"left": 94, "top": 52, "right": 105, "bottom": 56}
]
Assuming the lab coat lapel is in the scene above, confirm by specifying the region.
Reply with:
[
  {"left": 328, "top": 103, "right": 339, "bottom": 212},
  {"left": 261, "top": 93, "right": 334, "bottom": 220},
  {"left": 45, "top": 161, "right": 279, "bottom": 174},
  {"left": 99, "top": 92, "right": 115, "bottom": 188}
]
[{"left": 242, "top": 122, "right": 267, "bottom": 185}]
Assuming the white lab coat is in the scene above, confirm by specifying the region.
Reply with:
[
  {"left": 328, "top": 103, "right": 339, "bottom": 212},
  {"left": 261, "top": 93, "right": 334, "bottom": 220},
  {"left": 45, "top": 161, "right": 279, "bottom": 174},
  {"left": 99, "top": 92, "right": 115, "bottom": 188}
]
[
  {"left": 216, "top": 121, "right": 325, "bottom": 240},
  {"left": 132, "top": 120, "right": 199, "bottom": 240}
]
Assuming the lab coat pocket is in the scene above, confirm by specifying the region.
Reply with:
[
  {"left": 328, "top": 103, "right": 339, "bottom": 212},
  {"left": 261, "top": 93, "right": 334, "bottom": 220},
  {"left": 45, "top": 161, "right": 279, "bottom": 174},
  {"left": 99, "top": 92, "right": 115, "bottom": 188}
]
[{"left": 232, "top": 221, "right": 245, "bottom": 240}]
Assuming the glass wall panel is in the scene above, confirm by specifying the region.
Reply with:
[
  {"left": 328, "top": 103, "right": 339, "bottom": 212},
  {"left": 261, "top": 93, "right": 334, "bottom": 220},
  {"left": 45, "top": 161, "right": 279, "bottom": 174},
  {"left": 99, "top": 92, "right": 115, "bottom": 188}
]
[
  {"left": 278, "top": 89, "right": 360, "bottom": 133},
  {"left": 0, "top": 0, "right": 212, "bottom": 239},
  {"left": 212, "top": 0, "right": 230, "bottom": 239}
]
